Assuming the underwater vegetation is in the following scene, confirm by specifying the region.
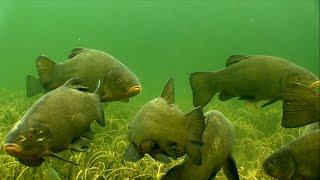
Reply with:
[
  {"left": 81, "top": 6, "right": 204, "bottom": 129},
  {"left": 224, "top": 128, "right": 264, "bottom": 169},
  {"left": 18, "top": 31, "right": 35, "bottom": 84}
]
[{"left": 0, "top": 89, "right": 304, "bottom": 179}]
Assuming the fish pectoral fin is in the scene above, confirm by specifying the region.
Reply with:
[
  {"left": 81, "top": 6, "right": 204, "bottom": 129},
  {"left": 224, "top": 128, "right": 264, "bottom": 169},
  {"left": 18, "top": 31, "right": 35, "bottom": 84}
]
[
  {"left": 120, "top": 98, "right": 130, "bottom": 103},
  {"left": 69, "top": 137, "right": 91, "bottom": 152},
  {"left": 68, "top": 47, "right": 86, "bottom": 59},
  {"left": 152, "top": 154, "right": 172, "bottom": 163},
  {"left": 160, "top": 78, "right": 175, "bottom": 104},
  {"left": 281, "top": 83, "right": 317, "bottom": 128},
  {"left": 184, "top": 142, "right": 202, "bottom": 165},
  {"left": 47, "top": 152, "right": 79, "bottom": 166},
  {"left": 222, "top": 154, "right": 240, "bottom": 180},
  {"left": 219, "top": 91, "right": 234, "bottom": 101},
  {"left": 226, "top": 55, "right": 250, "bottom": 67},
  {"left": 36, "top": 55, "right": 56, "bottom": 86},
  {"left": 80, "top": 128, "right": 94, "bottom": 140},
  {"left": 261, "top": 95, "right": 282, "bottom": 108},
  {"left": 123, "top": 143, "right": 143, "bottom": 162}
]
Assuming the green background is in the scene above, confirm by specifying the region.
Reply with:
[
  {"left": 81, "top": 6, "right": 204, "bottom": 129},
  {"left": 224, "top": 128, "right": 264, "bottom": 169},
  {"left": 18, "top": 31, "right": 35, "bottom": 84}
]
[{"left": 0, "top": 0, "right": 319, "bottom": 101}]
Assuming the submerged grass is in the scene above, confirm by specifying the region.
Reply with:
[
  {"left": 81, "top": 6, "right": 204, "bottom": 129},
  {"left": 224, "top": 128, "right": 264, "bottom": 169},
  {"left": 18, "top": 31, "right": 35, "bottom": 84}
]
[{"left": 0, "top": 90, "right": 304, "bottom": 180}]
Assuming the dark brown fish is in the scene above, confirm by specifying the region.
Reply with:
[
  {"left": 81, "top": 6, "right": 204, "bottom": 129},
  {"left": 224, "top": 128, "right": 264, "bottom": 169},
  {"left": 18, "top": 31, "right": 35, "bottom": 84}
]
[
  {"left": 27, "top": 48, "right": 142, "bottom": 102},
  {"left": 190, "top": 55, "right": 319, "bottom": 107},
  {"left": 163, "top": 110, "right": 239, "bottom": 180},
  {"left": 4, "top": 78, "right": 105, "bottom": 167},
  {"left": 124, "top": 78, "right": 205, "bottom": 165}
]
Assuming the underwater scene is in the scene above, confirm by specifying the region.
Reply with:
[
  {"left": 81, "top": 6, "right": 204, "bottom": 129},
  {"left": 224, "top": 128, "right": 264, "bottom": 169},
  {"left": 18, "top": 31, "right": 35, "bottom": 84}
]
[{"left": 0, "top": 0, "right": 319, "bottom": 179}]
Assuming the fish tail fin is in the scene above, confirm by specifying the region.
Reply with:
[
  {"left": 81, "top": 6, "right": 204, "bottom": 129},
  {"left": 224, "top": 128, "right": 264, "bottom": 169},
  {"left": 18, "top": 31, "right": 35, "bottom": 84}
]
[
  {"left": 189, "top": 72, "right": 217, "bottom": 107},
  {"left": 282, "top": 83, "right": 318, "bottom": 128},
  {"left": 26, "top": 75, "right": 45, "bottom": 97},
  {"left": 36, "top": 55, "right": 56, "bottom": 86},
  {"left": 183, "top": 106, "right": 205, "bottom": 165},
  {"left": 223, "top": 154, "right": 239, "bottom": 180}
]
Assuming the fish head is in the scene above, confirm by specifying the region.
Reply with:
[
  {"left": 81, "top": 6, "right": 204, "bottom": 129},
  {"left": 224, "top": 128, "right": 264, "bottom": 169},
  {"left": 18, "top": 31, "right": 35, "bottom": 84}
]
[
  {"left": 100, "top": 68, "right": 142, "bottom": 102},
  {"left": 262, "top": 150, "right": 295, "bottom": 179},
  {"left": 4, "top": 123, "right": 51, "bottom": 166}
]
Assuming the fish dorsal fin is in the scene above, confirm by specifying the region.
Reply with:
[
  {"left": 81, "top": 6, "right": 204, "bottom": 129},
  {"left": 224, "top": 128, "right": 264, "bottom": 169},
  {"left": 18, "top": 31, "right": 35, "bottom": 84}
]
[
  {"left": 68, "top": 47, "right": 86, "bottom": 59},
  {"left": 63, "top": 78, "right": 89, "bottom": 92},
  {"left": 183, "top": 106, "right": 205, "bottom": 165},
  {"left": 226, "top": 55, "right": 250, "bottom": 67},
  {"left": 160, "top": 78, "right": 175, "bottom": 104},
  {"left": 36, "top": 55, "right": 57, "bottom": 86}
]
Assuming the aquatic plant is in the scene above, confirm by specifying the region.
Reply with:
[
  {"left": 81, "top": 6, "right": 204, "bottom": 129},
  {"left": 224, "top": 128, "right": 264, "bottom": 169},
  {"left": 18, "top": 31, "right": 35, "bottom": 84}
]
[{"left": 0, "top": 91, "right": 303, "bottom": 180}]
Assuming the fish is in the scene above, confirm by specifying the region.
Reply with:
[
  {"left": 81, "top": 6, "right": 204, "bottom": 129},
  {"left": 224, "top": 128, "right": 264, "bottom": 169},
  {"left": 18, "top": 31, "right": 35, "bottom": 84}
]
[
  {"left": 282, "top": 82, "right": 320, "bottom": 128},
  {"left": 190, "top": 55, "right": 319, "bottom": 107},
  {"left": 163, "top": 110, "right": 239, "bottom": 180},
  {"left": 123, "top": 78, "right": 206, "bottom": 165},
  {"left": 263, "top": 129, "right": 320, "bottom": 179},
  {"left": 27, "top": 47, "right": 142, "bottom": 102},
  {"left": 4, "top": 78, "right": 105, "bottom": 167}
]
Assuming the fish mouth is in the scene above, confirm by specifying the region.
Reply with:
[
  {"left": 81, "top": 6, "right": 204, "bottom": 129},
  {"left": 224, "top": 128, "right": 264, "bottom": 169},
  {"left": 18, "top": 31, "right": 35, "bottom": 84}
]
[
  {"left": 310, "top": 81, "right": 320, "bottom": 89},
  {"left": 126, "top": 86, "right": 142, "bottom": 97},
  {"left": 4, "top": 143, "right": 22, "bottom": 157}
]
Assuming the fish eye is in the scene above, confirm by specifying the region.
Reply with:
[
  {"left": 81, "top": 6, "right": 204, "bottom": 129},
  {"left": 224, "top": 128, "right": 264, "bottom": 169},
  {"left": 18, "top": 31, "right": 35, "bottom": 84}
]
[
  {"left": 27, "top": 134, "right": 33, "bottom": 139},
  {"left": 269, "top": 159, "right": 276, "bottom": 166}
]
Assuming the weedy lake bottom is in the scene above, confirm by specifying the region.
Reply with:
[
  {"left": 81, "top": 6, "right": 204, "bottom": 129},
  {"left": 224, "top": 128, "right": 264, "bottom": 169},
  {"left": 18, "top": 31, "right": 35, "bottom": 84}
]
[{"left": 0, "top": 89, "right": 303, "bottom": 180}]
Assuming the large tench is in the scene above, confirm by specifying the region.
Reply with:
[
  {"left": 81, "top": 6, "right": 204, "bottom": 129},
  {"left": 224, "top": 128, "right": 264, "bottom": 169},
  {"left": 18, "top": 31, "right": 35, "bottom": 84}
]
[
  {"left": 263, "top": 130, "right": 320, "bottom": 179},
  {"left": 190, "top": 55, "right": 318, "bottom": 107},
  {"left": 124, "top": 78, "right": 206, "bottom": 165},
  {"left": 163, "top": 110, "right": 239, "bottom": 180},
  {"left": 27, "top": 47, "right": 142, "bottom": 102},
  {"left": 4, "top": 78, "right": 105, "bottom": 167}
]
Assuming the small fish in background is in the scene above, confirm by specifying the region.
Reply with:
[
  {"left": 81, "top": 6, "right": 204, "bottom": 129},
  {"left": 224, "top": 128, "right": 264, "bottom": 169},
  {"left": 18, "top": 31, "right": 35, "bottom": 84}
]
[
  {"left": 163, "top": 110, "right": 239, "bottom": 180},
  {"left": 189, "top": 55, "right": 319, "bottom": 108},
  {"left": 263, "top": 129, "right": 320, "bottom": 179},
  {"left": 282, "top": 82, "right": 319, "bottom": 128},
  {"left": 27, "top": 47, "right": 142, "bottom": 102},
  {"left": 4, "top": 78, "right": 105, "bottom": 167},
  {"left": 124, "top": 78, "right": 206, "bottom": 165}
]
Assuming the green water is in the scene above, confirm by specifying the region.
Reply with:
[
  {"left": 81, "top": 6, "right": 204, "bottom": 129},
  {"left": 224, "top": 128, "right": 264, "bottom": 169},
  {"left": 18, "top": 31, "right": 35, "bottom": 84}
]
[{"left": 0, "top": 0, "right": 319, "bottom": 100}]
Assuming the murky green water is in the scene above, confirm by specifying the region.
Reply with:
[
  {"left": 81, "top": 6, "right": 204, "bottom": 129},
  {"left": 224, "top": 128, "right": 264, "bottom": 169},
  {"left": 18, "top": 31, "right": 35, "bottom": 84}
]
[
  {"left": 0, "top": 0, "right": 319, "bottom": 179},
  {"left": 0, "top": 0, "right": 319, "bottom": 99}
]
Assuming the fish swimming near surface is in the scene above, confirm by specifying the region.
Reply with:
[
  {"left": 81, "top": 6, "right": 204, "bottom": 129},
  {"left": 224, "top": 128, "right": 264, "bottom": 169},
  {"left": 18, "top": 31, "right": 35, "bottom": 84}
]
[
  {"left": 282, "top": 82, "right": 320, "bottom": 128},
  {"left": 4, "top": 78, "right": 105, "bottom": 167},
  {"left": 190, "top": 55, "right": 319, "bottom": 107},
  {"left": 27, "top": 47, "right": 142, "bottom": 102},
  {"left": 163, "top": 110, "right": 239, "bottom": 180},
  {"left": 123, "top": 78, "right": 206, "bottom": 165},
  {"left": 263, "top": 129, "right": 320, "bottom": 180}
]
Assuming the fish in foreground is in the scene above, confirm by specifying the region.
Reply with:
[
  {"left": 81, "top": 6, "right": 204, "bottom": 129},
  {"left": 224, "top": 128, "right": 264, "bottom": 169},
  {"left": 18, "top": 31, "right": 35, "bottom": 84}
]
[
  {"left": 190, "top": 55, "right": 319, "bottom": 107},
  {"left": 124, "top": 78, "right": 205, "bottom": 165},
  {"left": 4, "top": 78, "right": 105, "bottom": 167},
  {"left": 27, "top": 47, "right": 142, "bottom": 102},
  {"left": 263, "top": 129, "right": 320, "bottom": 179},
  {"left": 163, "top": 110, "right": 239, "bottom": 180},
  {"left": 282, "top": 82, "right": 319, "bottom": 128}
]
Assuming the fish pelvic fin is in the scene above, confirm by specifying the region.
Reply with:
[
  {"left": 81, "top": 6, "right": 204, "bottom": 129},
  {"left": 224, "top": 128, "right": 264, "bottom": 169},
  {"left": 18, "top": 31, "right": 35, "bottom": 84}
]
[
  {"left": 26, "top": 75, "right": 45, "bottom": 97},
  {"left": 162, "top": 164, "right": 184, "bottom": 180},
  {"left": 36, "top": 55, "right": 57, "bottom": 86},
  {"left": 183, "top": 106, "right": 205, "bottom": 165},
  {"left": 189, "top": 72, "right": 217, "bottom": 107},
  {"left": 261, "top": 95, "right": 282, "bottom": 108},
  {"left": 222, "top": 154, "right": 240, "bottom": 180},
  {"left": 226, "top": 55, "right": 250, "bottom": 67},
  {"left": 123, "top": 142, "right": 143, "bottom": 162},
  {"left": 281, "top": 83, "right": 319, "bottom": 128}
]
